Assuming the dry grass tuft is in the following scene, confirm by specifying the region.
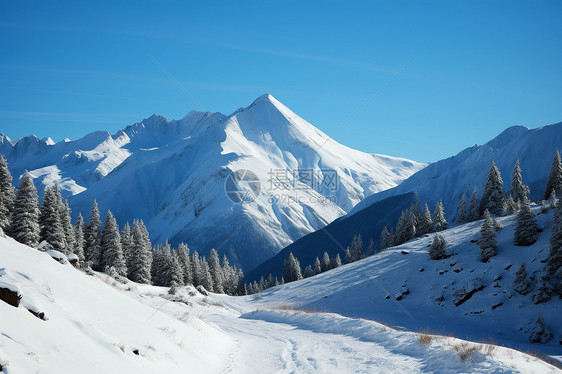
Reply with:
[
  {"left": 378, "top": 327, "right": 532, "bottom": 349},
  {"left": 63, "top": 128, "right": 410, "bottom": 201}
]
[
  {"left": 452, "top": 342, "right": 480, "bottom": 362},
  {"left": 418, "top": 334, "right": 433, "bottom": 346},
  {"left": 275, "top": 305, "right": 325, "bottom": 314}
]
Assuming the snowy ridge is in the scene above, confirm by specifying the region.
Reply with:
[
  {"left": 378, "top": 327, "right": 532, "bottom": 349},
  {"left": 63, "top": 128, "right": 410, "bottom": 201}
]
[
  {"left": 0, "top": 94, "right": 424, "bottom": 271},
  {"left": 351, "top": 122, "right": 562, "bottom": 219}
]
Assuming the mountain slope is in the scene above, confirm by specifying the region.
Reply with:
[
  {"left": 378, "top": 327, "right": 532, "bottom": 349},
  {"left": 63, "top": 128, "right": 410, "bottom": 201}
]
[
  {"left": 0, "top": 235, "right": 232, "bottom": 373},
  {"left": 247, "top": 192, "right": 419, "bottom": 281},
  {"left": 245, "top": 206, "right": 562, "bottom": 365},
  {"left": 0, "top": 94, "right": 423, "bottom": 271},
  {"left": 1, "top": 233, "right": 557, "bottom": 373}
]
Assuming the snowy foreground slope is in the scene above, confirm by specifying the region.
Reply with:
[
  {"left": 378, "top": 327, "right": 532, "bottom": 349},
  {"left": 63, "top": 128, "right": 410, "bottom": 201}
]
[
  {"left": 0, "top": 235, "right": 233, "bottom": 373},
  {"left": 1, "top": 227, "right": 560, "bottom": 373},
  {"left": 0, "top": 94, "right": 423, "bottom": 271},
  {"left": 246, "top": 207, "right": 562, "bottom": 364}
]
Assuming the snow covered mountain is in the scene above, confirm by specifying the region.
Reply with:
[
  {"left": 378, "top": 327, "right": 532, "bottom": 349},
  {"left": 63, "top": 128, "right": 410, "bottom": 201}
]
[
  {"left": 249, "top": 121, "right": 562, "bottom": 281},
  {"left": 350, "top": 122, "right": 562, "bottom": 219},
  {"left": 0, "top": 94, "right": 424, "bottom": 271}
]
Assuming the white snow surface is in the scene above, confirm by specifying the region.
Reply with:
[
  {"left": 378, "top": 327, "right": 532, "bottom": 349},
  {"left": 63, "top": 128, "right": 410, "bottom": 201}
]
[
  {"left": 0, "top": 94, "right": 424, "bottom": 271},
  {"left": 1, "top": 210, "right": 560, "bottom": 373},
  {"left": 0, "top": 236, "right": 232, "bottom": 374}
]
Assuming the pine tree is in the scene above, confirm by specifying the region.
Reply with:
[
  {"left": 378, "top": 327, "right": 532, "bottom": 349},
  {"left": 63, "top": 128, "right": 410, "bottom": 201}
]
[
  {"left": 432, "top": 201, "right": 447, "bottom": 232},
  {"left": 514, "top": 197, "right": 540, "bottom": 246},
  {"left": 236, "top": 268, "right": 246, "bottom": 295},
  {"left": 379, "top": 226, "right": 393, "bottom": 250},
  {"left": 282, "top": 252, "right": 302, "bottom": 282},
  {"left": 479, "top": 210, "right": 497, "bottom": 262},
  {"left": 73, "top": 213, "right": 85, "bottom": 261},
  {"left": 100, "top": 210, "right": 126, "bottom": 276},
  {"left": 208, "top": 248, "right": 224, "bottom": 293},
  {"left": 528, "top": 315, "right": 553, "bottom": 344},
  {"left": 11, "top": 172, "right": 40, "bottom": 247},
  {"left": 468, "top": 187, "right": 480, "bottom": 221},
  {"left": 128, "top": 220, "right": 152, "bottom": 284},
  {"left": 429, "top": 234, "right": 447, "bottom": 260},
  {"left": 199, "top": 258, "right": 214, "bottom": 291},
  {"left": 120, "top": 222, "right": 133, "bottom": 270},
  {"left": 549, "top": 189, "right": 558, "bottom": 209},
  {"left": 456, "top": 194, "right": 467, "bottom": 222},
  {"left": 366, "top": 238, "right": 375, "bottom": 256},
  {"left": 548, "top": 204, "right": 562, "bottom": 275},
  {"left": 512, "top": 263, "right": 530, "bottom": 295},
  {"left": 395, "top": 210, "right": 415, "bottom": 244},
  {"left": 177, "top": 243, "right": 192, "bottom": 286},
  {"left": 553, "top": 268, "right": 562, "bottom": 298},
  {"left": 191, "top": 250, "right": 202, "bottom": 287},
  {"left": 321, "top": 252, "right": 331, "bottom": 271},
  {"left": 152, "top": 242, "right": 173, "bottom": 286},
  {"left": 170, "top": 252, "right": 184, "bottom": 287},
  {"left": 510, "top": 159, "right": 529, "bottom": 205},
  {"left": 531, "top": 272, "right": 553, "bottom": 304},
  {"left": 303, "top": 265, "right": 314, "bottom": 278},
  {"left": 506, "top": 196, "right": 518, "bottom": 215},
  {"left": 480, "top": 161, "right": 506, "bottom": 216},
  {"left": 39, "top": 186, "right": 66, "bottom": 251},
  {"left": 60, "top": 200, "right": 74, "bottom": 252},
  {"left": 85, "top": 200, "right": 102, "bottom": 269},
  {"left": 314, "top": 257, "right": 322, "bottom": 274},
  {"left": 344, "top": 248, "right": 352, "bottom": 264},
  {"left": 331, "top": 253, "right": 342, "bottom": 268},
  {"left": 349, "top": 234, "right": 364, "bottom": 261},
  {"left": 545, "top": 150, "right": 562, "bottom": 199},
  {"left": 416, "top": 204, "right": 433, "bottom": 236},
  {"left": 0, "top": 155, "right": 15, "bottom": 231}
]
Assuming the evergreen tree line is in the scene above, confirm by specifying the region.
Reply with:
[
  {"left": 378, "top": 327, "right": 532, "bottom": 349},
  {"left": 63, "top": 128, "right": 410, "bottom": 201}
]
[
  {"left": 378, "top": 199, "right": 448, "bottom": 252},
  {"left": 0, "top": 156, "right": 249, "bottom": 295},
  {"left": 277, "top": 200, "right": 449, "bottom": 286},
  {"left": 467, "top": 153, "right": 561, "bottom": 303}
]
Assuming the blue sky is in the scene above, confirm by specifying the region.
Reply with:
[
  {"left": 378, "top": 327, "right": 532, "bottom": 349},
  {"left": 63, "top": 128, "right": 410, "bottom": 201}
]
[{"left": 1, "top": 0, "right": 561, "bottom": 163}]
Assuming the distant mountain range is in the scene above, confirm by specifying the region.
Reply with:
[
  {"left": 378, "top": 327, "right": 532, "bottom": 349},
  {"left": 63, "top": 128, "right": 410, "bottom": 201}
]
[{"left": 0, "top": 94, "right": 423, "bottom": 271}]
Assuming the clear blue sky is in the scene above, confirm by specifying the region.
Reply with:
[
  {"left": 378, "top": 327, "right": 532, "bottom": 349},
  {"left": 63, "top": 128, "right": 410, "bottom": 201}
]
[{"left": 1, "top": 0, "right": 561, "bottom": 163}]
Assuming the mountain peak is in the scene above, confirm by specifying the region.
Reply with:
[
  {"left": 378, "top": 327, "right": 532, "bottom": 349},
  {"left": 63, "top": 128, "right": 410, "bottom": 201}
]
[{"left": 248, "top": 93, "right": 281, "bottom": 109}]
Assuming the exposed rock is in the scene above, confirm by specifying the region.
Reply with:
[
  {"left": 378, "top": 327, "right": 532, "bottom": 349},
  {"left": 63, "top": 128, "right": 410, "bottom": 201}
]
[
  {"left": 196, "top": 285, "right": 208, "bottom": 296},
  {"left": 492, "top": 301, "right": 503, "bottom": 310},
  {"left": 453, "top": 279, "right": 485, "bottom": 306},
  {"left": 28, "top": 309, "right": 45, "bottom": 320},
  {"left": 0, "top": 281, "right": 22, "bottom": 307},
  {"left": 46, "top": 250, "right": 68, "bottom": 264},
  {"left": 36, "top": 240, "right": 54, "bottom": 252}
]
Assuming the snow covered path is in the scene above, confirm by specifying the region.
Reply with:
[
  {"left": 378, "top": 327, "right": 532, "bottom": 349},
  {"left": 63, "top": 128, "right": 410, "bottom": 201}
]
[
  {"left": 211, "top": 311, "right": 421, "bottom": 374},
  {"left": 203, "top": 296, "right": 558, "bottom": 374},
  {"left": 207, "top": 305, "right": 422, "bottom": 373}
]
